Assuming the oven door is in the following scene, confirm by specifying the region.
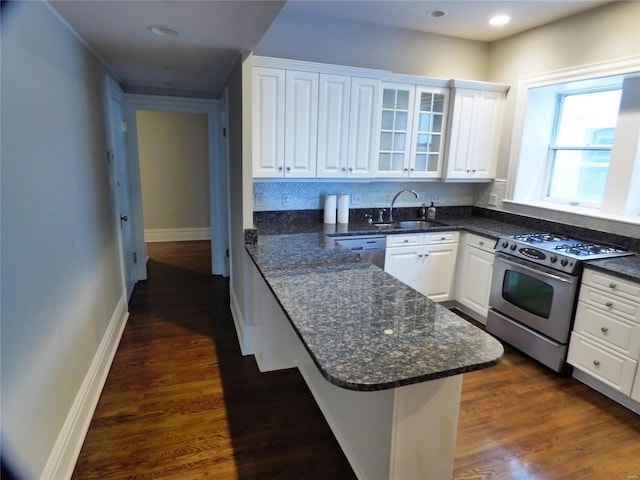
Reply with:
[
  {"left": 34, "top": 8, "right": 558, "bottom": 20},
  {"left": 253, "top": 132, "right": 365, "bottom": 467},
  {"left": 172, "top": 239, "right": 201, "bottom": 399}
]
[{"left": 489, "top": 252, "right": 579, "bottom": 343}]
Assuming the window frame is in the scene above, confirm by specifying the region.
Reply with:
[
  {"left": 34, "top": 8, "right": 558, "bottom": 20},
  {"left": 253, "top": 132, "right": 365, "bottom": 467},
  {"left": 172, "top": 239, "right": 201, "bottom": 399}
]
[
  {"left": 507, "top": 55, "right": 640, "bottom": 220},
  {"left": 543, "top": 86, "right": 621, "bottom": 209}
]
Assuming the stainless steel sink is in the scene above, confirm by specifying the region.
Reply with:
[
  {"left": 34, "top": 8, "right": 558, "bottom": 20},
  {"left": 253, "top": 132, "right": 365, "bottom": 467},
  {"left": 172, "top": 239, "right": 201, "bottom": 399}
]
[{"left": 395, "top": 220, "right": 441, "bottom": 229}]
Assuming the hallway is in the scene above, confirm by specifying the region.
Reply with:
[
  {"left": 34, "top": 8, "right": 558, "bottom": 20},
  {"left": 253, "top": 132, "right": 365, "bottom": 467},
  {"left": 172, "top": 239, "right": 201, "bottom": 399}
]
[{"left": 72, "top": 241, "right": 355, "bottom": 479}]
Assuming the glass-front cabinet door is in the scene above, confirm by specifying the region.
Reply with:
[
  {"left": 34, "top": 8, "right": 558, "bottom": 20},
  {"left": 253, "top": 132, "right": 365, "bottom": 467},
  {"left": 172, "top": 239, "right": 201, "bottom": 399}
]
[
  {"left": 409, "top": 87, "right": 448, "bottom": 178},
  {"left": 377, "top": 83, "right": 415, "bottom": 177},
  {"left": 376, "top": 83, "right": 448, "bottom": 178}
]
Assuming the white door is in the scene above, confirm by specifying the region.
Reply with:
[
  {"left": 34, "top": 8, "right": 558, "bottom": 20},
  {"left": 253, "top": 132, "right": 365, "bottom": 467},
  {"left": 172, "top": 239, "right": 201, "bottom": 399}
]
[
  {"left": 423, "top": 243, "right": 458, "bottom": 302},
  {"left": 108, "top": 80, "right": 136, "bottom": 299},
  {"left": 385, "top": 246, "right": 421, "bottom": 291},
  {"left": 285, "top": 70, "right": 319, "bottom": 177}
]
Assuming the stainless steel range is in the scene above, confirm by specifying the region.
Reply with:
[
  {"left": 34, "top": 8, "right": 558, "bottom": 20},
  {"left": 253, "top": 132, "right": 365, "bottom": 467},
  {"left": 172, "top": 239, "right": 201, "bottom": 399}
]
[{"left": 487, "top": 232, "right": 633, "bottom": 372}]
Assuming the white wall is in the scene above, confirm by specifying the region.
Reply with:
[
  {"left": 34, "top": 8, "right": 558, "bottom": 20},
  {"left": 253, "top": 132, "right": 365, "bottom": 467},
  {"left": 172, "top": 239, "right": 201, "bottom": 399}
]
[
  {"left": 255, "top": 10, "right": 489, "bottom": 81},
  {"left": 488, "top": 1, "right": 640, "bottom": 179},
  {"left": 1, "top": 2, "right": 125, "bottom": 477}
]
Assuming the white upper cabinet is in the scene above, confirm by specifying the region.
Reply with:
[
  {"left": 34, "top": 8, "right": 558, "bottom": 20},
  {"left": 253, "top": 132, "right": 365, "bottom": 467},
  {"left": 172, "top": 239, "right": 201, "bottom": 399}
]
[
  {"left": 253, "top": 67, "right": 318, "bottom": 178},
  {"left": 409, "top": 87, "right": 448, "bottom": 178},
  {"left": 376, "top": 83, "right": 448, "bottom": 178},
  {"left": 444, "top": 84, "right": 507, "bottom": 181},
  {"left": 285, "top": 70, "right": 318, "bottom": 178},
  {"left": 376, "top": 83, "right": 415, "bottom": 178},
  {"left": 252, "top": 67, "right": 285, "bottom": 177},
  {"left": 316, "top": 75, "right": 380, "bottom": 178}
]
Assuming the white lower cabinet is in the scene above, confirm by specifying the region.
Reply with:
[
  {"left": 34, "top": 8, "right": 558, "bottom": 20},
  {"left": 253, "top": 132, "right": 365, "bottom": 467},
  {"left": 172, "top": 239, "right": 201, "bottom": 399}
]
[
  {"left": 454, "top": 233, "right": 495, "bottom": 323},
  {"left": 385, "top": 232, "right": 458, "bottom": 302},
  {"left": 568, "top": 268, "right": 640, "bottom": 408}
]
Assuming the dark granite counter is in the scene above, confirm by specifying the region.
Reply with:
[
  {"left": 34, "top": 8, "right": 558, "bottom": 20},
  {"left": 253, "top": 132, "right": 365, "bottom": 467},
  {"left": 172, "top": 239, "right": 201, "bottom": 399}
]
[
  {"left": 250, "top": 210, "right": 640, "bottom": 283},
  {"left": 246, "top": 232, "right": 504, "bottom": 392},
  {"left": 585, "top": 255, "right": 640, "bottom": 283}
]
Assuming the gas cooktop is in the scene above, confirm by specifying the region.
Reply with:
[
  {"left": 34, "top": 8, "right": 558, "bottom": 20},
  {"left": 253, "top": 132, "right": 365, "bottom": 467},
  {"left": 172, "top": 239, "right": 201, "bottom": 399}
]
[{"left": 496, "top": 232, "right": 634, "bottom": 274}]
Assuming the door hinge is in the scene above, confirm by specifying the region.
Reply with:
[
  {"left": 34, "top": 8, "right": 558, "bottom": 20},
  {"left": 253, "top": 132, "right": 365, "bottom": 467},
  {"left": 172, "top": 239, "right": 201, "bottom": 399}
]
[
  {"left": 133, "top": 252, "right": 137, "bottom": 263},
  {"left": 121, "top": 121, "right": 128, "bottom": 133},
  {"left": 222, "top": 127, "right": 227, "bottom": 138}
]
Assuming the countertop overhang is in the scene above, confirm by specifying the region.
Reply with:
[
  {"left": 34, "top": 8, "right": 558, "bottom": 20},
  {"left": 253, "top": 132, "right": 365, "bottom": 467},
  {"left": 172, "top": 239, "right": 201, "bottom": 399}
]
[{"left": 246, "top": 230, "right": 504, "bottom": 391}]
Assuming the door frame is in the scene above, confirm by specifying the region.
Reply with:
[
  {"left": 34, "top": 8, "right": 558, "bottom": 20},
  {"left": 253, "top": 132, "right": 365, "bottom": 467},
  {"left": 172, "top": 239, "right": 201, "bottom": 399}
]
[
  {"left": 105, "top": 77, "right": 137, "bottom": 298},
  {"left": 123, "top": 94, "right": 228, "bottom": 279}
]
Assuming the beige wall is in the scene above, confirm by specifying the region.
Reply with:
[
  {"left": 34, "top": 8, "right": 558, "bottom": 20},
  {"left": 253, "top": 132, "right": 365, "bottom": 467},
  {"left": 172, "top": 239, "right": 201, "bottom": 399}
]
[
  {"left": 255, "top": 10, "right": 490, "bottom": 81},
  {"left": 137, "top": 110, "right": 210, "bottom": 232},
  {"left": 488, "top": 1, "right": 640, "bottom": 179}
]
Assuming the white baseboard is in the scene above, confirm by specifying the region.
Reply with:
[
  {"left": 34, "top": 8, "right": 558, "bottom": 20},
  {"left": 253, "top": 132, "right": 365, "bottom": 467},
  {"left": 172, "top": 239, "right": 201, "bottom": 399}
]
[
  {"left": 41, "top": 295, "right": 129, "bottom": 480},
  {"left": 144, "top": 227, "right": 211, "bottom": 243},
  {"left": 230, "top": 288, "right": 253, "bottom": 356}
]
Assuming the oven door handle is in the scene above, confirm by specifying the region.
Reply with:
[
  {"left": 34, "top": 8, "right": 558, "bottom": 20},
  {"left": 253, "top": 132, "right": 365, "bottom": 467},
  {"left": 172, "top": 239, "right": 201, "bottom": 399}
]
[{"left": 495, "top": 253, "right": 576, "bottom": 284}]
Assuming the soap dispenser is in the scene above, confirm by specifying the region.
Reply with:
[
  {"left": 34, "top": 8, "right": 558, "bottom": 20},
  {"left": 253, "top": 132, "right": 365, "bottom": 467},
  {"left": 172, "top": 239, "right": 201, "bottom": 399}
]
[{"left": 427, "top": 202, "right": 436, "bottom": 220}]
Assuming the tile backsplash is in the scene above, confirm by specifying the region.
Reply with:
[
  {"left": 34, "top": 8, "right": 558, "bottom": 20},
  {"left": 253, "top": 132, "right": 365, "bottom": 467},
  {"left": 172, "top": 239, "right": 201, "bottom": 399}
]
[
  {"left": 253, "top": 179, "right": 639, "bottom": 242},
  {"left": 253, "top": 181, "right": 478, "bottom": 211}
]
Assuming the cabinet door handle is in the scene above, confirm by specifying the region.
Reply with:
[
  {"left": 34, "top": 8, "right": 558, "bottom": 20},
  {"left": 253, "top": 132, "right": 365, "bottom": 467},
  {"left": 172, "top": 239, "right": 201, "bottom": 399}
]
[
  {"left": 600, "top": 327, "right": 609, "bottom": 333},
  {"left": 418, "top": 253, "right": 423, "bottom": 258},
  {"left": 278, "top": 166, "right": 284, "bottom": 171},
  {"left": 341, "top": 167, "right": 347, "bottom": 172},
  {"left": 605, "top": 301, "right": 613, "bottom": 308},
  {"left": 593, "top": 360, "right": 601, "bottom": 367},
  {"left": 348, "top": 167, "right": 353, "bottom": 172},
  {"left": 286, "top": 166, "right": 291, "bottom": 172}
]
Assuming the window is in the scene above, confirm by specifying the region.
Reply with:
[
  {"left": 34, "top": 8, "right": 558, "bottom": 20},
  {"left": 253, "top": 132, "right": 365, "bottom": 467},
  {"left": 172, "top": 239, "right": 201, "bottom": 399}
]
[
  {"left": 546, "top": 88, "right": 622, "bottom": 207},
  {"left": 511, "top": 61, "right": 640, "bottom": 219}
]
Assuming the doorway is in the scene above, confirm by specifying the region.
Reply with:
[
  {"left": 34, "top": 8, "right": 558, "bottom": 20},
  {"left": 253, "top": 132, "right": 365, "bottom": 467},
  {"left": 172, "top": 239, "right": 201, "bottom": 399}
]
[{"left": 123, "top": 94, "right": 229, "bottom": 280}]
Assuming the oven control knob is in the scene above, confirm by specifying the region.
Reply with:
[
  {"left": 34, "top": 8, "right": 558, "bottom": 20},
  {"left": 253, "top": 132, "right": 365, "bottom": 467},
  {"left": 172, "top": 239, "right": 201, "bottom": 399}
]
[
  {"left": 502, "top": 241, "right": 509, "bottom": 248},
  {"left": 560, "top": 258, "right": 568, "bottom": 266},
  {"left": 550, "top": 255, "right": 557, "bottom": 263},
  {"left": 510, "top": 244, "right": 517, "bottom": 251}
]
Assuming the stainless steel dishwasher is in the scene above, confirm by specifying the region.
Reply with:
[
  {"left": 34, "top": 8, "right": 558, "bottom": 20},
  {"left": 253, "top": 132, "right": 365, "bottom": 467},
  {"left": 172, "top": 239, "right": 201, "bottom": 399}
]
[{"left": 334, "top": 236, "right": 386, "bottom": 269}]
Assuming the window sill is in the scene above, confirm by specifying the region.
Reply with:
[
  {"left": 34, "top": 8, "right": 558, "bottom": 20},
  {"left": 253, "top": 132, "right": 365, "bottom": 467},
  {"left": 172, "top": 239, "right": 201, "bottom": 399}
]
[{"left": 502, "top": 199, "right": 640, "bottom": 226}]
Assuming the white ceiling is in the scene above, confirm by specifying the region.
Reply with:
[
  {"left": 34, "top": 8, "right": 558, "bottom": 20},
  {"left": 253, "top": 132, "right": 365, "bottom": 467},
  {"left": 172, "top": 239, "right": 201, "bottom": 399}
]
[{"left": 48, "top": 0, "right": 613, "bottom": 98}]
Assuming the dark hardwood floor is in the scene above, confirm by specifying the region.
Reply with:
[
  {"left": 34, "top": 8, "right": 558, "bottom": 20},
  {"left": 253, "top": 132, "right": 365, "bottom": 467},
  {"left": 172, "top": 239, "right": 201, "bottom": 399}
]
[{"left": 72, "top": 241, "right": 640, "bottom": 480}]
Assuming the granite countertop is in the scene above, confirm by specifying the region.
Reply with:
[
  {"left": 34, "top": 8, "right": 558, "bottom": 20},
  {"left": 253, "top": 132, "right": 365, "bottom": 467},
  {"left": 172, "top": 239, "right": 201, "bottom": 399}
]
[
  {"left": 254, "top": 214, "right": 640, "bottom": 282},
  {"left": 246, "top": 232, "right": 504, "bottom": 392}
]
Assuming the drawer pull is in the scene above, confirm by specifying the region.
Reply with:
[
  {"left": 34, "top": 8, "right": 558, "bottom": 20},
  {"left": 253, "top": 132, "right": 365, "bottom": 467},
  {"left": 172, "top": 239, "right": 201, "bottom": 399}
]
[
  {"left": 404, "top": 239, "right": 409, "bottom": 243},
  {"left": 600, "top": 327, "right": 609, "bottom": 334},
  {"left": 479, "top": 241, "right": 484, "bottom": 246},
  {"left": 609, "top": 283, "right": 617, "bottom": 289},
  {"left": 593, "top": 360, "right": 601, "bottom": 367},
  {"left": 605, "top": 301, "right": 613, "bottom": 308}
]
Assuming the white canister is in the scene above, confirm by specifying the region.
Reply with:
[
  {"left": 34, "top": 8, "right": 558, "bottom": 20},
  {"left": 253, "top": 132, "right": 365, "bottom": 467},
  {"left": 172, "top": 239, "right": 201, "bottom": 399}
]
[
  {"left": 337, "top": 194, "right": 350, "bottom": 224},
  {"left": 323, "top": 194, "right": 337, "bottom": 224}
]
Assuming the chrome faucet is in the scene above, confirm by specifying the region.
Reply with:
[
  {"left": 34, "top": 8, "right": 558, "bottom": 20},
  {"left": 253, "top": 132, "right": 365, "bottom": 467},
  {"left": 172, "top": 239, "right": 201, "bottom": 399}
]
[{"left": 389, "top": 189, "right": 419, "bottom": 222}]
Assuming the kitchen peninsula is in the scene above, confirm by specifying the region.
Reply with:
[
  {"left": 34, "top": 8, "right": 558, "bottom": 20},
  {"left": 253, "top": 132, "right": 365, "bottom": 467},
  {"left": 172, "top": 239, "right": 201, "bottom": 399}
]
[{"left": 245, "top": 230, "right": 504, "bottom": 479}]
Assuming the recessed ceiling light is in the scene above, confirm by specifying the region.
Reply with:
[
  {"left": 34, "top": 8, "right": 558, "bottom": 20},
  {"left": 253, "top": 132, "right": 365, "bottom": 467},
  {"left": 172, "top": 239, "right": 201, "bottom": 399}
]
[
  {"left": 489, "top": 15, "right": 510, "bottom": 26},
  {"left": 147, "top": 25, "right": 180, "bottom": 36},
  {"left": 426, "top": 10, "right": 446, "bottom": 18}
]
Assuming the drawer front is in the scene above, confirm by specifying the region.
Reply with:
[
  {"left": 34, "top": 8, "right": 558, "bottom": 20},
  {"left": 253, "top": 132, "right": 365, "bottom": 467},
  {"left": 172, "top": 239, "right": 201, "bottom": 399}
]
[
  {"left": 578, "top": 285, "right": 640, "bottom": 323},
  {"left": 425, "top": 231, "right": 458, "bottom": 244},
  {"left": 465, "top": 233, "right": 496, "bottom": 253},
  {"left": 582, "top": 268, "right": 640, "bottom": 304},
  {"left": 387, "top": 233, "right": 424, "bottom": 247},
  {"left": 567, "top": 332, "right": 637, "bottom": 395},
  {"left": 573, "top": 301, "right": 640, "bottom": 358}
]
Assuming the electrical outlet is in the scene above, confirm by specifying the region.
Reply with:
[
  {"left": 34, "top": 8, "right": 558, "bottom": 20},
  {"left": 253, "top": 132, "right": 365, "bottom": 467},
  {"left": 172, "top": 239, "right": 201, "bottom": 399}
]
[
  {"left": 488, "top": 194, "right": 498, "bottom": 207},
  {"left": 431, "top": 193, "right": 441, "bottom": 204},
  {"left": 282, "top": 194, "right": 292, "bottom": 207},
  {"left": 351, "top": 193, "right": 362, "bottom": 205},
  {"left": 254, "top": 192, "right": 265, "bottom": 208}
]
